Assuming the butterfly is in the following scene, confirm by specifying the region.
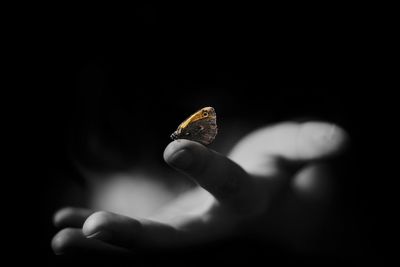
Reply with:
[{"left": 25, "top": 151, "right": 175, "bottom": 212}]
[{"left": 170, "top": 107, "right": 218, "bottom": 145}]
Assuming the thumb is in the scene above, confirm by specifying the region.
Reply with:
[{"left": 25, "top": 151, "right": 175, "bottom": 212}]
[{"left": 229, "top": 121, "right": 349, "bottom": 177}]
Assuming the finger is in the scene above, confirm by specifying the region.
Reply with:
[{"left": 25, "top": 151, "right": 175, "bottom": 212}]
[
  {"left": 164, "top": 140, "right": 261, "bottom": 212},
  {"left": 53, "top": 207, "right": 95, "bottom": 228},
  {"left": 51, "top": 227, "right": 129, "bottom": 255},
  {"left": 292, "top": 163, "right": 334, "bottom": 200},
  {"left": 82, "top": 211, "right": 185, "bottom": 249},
  {"left": 229, "top": 122, "right": 349, "bottom": 176}
]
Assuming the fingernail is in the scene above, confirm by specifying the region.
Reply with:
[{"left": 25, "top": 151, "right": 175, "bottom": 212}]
[
  {"left": 86, "top": 230, "right": 112, "bottom": 242},
  {"left": 168, "top": 149, "right": 193, "bottom": 170}
]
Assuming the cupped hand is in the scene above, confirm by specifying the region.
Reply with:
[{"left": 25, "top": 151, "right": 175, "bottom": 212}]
[{"left": 52, "top": 121, "right": 348, "bottom": 255}]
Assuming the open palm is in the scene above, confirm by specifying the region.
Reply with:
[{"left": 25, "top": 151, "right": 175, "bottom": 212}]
[{"left": 52, "top": 121, "right": 348, "bottom": 255}]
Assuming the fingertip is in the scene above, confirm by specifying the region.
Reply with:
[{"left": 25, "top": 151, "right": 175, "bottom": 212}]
[
  {"left": 51, "top": 228, "right": 80, "bottom": 255},
  {"left": 298, "top": 122, "right": 350, "bottom": 159},
  {"left": 83, "top": 211, "right": 144, "bottom": 248},
  {"left": 327, "top": 124, "right": 350, "bottom": 154},
  {"left": 164, "top": 140, "right": 208, "bottom": 170},
  {"left": 164, "top": 139, "right": 206, "bottom": 159},
  {"left": 293, "top": 163, "right": 334, "bottom": 200},
  {"left": 82, "top": 211, "right": 142, "bottom": 241},
  {"left": 82, "top": 211, "right": 113, "bottom": 237},
  {"left": 53, "top": 207, "right": 75, "bottom": 227},
  {"left": 52, "top": 227, "right": 131, "bottom": 255}
]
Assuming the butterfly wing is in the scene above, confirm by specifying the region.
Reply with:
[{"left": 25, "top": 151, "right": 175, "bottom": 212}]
[
  {"left": 178, "top": 116, "right": 217, "bottom": 145},
  {"left": 170, "top": 107, "right": 218, "bottom": 145}
]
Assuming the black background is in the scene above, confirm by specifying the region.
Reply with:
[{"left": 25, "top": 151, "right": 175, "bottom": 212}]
[{"left": 12, "top": 4, "right": 390, "bottom": 266}]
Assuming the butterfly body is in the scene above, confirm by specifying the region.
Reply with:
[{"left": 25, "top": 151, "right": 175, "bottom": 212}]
[{"left": 170, "top": 107, "right": 217, "bottom": 145}]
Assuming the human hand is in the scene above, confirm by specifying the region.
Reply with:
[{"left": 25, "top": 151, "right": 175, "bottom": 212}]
[{"left": 52, "top": 121, "right": 348, "bottom": 255}]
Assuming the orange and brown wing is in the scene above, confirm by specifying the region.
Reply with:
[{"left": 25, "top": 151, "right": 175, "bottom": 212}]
[{"left": 171, "top": 107, "right": 217, "bottom": 145}]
